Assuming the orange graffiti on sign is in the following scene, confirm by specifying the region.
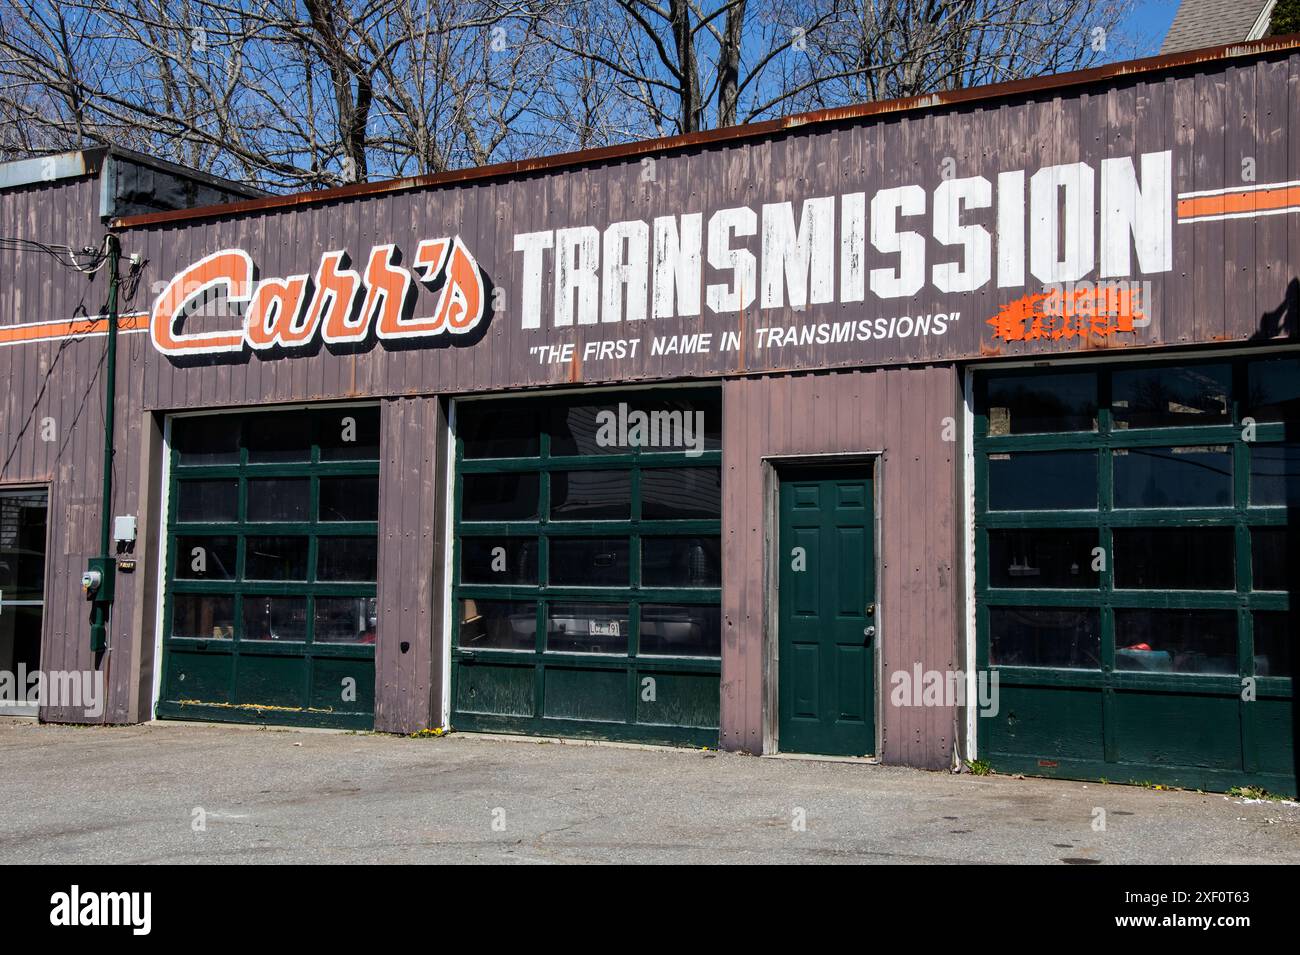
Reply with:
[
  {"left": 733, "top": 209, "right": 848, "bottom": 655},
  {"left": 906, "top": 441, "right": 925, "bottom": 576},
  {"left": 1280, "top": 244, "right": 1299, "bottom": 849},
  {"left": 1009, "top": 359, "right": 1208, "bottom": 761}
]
[{"left": 986, "top": 285, "right": 1147, "bottom": 343}]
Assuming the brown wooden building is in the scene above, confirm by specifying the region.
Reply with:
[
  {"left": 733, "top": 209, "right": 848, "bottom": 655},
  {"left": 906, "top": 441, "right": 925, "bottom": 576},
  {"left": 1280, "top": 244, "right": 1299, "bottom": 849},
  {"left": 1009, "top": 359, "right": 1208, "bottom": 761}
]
[{"left": 1, "top": 36, "right": 1297, "bottom": 793}]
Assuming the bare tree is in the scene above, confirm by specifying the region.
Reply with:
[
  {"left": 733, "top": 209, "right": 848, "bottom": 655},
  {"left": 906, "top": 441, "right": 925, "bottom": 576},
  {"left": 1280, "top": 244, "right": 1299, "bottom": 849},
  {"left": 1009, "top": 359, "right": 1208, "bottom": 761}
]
[
  {"left": 539, "top": 0, "right": 847, "bottom": 137},
  {"left": 800, "top": 0, "right": 1135, "bottom": 108},
  {"left": 0, "top": 0, "right": 1139, "bottom": 188},
  {"left": 0, "top": 0, "right": 554, "bottom": 188}
]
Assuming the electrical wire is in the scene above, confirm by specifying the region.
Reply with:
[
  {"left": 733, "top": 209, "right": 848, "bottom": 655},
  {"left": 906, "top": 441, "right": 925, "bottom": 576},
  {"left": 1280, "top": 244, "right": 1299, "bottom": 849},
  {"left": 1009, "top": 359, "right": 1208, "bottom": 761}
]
[{"left": 0, "top": 234, "right": 109, "bottom": 273}]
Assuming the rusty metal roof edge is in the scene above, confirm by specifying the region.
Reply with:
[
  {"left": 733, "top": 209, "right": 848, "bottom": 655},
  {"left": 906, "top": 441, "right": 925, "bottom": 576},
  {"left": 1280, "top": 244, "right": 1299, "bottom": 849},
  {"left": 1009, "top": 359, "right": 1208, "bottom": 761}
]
[{"left": 110, "top": 32, "right": 1300, "bottom": 232}]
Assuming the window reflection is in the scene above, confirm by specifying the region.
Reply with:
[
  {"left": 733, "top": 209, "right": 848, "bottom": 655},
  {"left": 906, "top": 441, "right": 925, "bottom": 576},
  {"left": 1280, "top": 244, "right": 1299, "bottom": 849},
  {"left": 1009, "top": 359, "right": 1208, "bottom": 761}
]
[
  {"left": 985, "top": 372, "right": 1097, "bottom": 435},
  {"left": 550, "top": 471, "right": 630, "bottom": 521},
  {"left": 1112, "top": 364, "right": 1230, "bottom": 429},
  {"left": 1250, "top": 443, "right": 1300, "bottom": 507},
  {"left": 241, "top": 596, "right": 308, "bottom": 642},
  {"left": 315, "top": 597, "right": 377, "bottom": 644},
  {"left": 988, "top": 607, "right": 1099, "bottom": 669},
  {"left": 1113, "top": 446, "right": 1231, "bottom": 508},
  {"left": 1247, "top": 357, "right": 1300, "bottom": 422},
  {"left": 987, "top": 451, "right": 1098, "bottom": 511},
  {"left": 642, "top": 468, "right": 721, "bottom": 519}
]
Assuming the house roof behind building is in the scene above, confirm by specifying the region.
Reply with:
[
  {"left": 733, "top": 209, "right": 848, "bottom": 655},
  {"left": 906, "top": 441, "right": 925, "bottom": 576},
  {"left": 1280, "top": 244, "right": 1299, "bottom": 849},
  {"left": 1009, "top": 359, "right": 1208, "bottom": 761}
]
[{"left": 1161, "top": 0, "right": 1275, "bottom": 53}]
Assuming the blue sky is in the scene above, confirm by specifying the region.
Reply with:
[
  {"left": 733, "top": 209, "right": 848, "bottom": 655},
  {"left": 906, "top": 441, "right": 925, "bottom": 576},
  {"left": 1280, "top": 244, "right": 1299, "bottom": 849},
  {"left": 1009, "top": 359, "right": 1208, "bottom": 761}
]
[{"left": 1122, "top": 0, "right": 1183, "bottom": 56}]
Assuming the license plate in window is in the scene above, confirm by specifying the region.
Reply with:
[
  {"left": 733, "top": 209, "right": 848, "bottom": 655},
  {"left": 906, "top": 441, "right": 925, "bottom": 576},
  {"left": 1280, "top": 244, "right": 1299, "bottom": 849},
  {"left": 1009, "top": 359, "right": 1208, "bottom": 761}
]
[{"left": 589, "top": 619, "right": 620, "bottom": 637}]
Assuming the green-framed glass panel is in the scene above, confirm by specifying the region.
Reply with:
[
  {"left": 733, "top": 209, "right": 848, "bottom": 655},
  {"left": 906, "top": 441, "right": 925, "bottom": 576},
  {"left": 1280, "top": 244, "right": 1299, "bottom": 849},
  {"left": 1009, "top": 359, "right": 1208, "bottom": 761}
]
[
  {"left": 158, "top": 405, "right": 380, "bottom": 730},
  {"left": 451, "top": 389, "right": 723, "bottom": 746},
  {"left": 975, "top": 356, "right": 1296, "bottom": 795}
]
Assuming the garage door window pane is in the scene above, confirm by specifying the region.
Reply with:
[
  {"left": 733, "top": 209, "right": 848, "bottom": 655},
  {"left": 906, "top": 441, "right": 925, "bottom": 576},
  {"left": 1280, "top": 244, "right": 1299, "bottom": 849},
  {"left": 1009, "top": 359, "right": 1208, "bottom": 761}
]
[
  {"left": 462, "top": 473, "right": 539, "bottom": 522},
  {"left": 319, "top": 476, "right": 379, "bottom": 522},
  {"left": 460, "top": 537, "right": 537, "bottom": 584},
  {"left": 985, "top": 372, "right": 1097, "bottom": 435},
  {"left": 317, "top": 537, "right": 378, "bottom": 582},
  {"left": 244, "top": 536, "right": 309, "bottom": 580},
  {"left": 459, "top": 599, "right": 535, "bottom": 651},
  {"left": 549, "top": 538, "right": 630, "bottom": 586},
  {"left": 987, "top": 451, "right": 1098, "bottom": 511},
  {"left": 1251, "top": 527, "right": 1290, "bottom": 591},
  {"left": 315, "top": 597, "right": 377, "bottom": 644},
  {"left": 245, "top": 412, "right": 312, "bottom": 463},
  {"left": 175, "top": 535, "right": 237, "bottom": 580},
  {"left": 642, "top": 537, "right": 722, "bottom": 587},
  {"left": 1112, "top": 364, "right": 1231, "bottom": 429},
  {"left": 177, "top": 480, "right": 238, "bottom": 523},
  {"left": 640, "top": 604, "right": 721, "bottom": 657},
  {"left": 988, "top": 607, "right": 1100, "bottom": 668},
  {"left": 460, "top": 404, "right": 540, "bottom": 459},
  {"left": 551, "top": 404, "right": 621, "bottom": 457},
  {"left": 172, "top": 594, "right": 234, "bottom": 640},
  {"left": 550, "top": 470, "right": 630, "bottom": 521},
  {"left": 1250, "top": 443, "right": 1300, "bottom": 507},
  {"left": 242, "top": 596, "right": 308, "bottom": 642},
  {"left": 0, "top": 492, "right": 46, "bottom": 601},
  {"left": 642, "top": 468, "right": 721, "bottom": 519},
  {"left": 638, "top": 395, "right": 721, "bottom": 452},
  {"left": 1113, "top": 446, "right": 1232, "bottom": 508},
  {"left": 1247, "top": 357, "right": 1300, "bottom": 423},
  {"left": 174, "top": 417, "right": 240, "bottom": 466},
  {"left": 247, "top": 478, "right": 310, "bottom": 522},
  {"left": 987, "top": 529, "right": 1098, "bottom": 588},
  {"left": 546, "top": 602, "right": 629, "bottom": 654},
  {"left": 1114, "top": 609, "right": 1237, "bottom": 675},
  {"left": 1253, "top": 612, "right": 1293, "bottom": 677},
  {"left": 1113, "top": 527, "right": 1234, "bottom": 590},
  {"left": 317, "top": 407, "right": 380, "bottom": 461}
]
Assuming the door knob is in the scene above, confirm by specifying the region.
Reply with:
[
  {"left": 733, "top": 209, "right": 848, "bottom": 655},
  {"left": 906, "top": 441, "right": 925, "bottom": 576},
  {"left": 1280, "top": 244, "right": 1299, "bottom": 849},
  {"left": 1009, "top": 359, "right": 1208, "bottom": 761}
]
[{"left": 863, "top": 625, "right": 876, "bottom": 640}]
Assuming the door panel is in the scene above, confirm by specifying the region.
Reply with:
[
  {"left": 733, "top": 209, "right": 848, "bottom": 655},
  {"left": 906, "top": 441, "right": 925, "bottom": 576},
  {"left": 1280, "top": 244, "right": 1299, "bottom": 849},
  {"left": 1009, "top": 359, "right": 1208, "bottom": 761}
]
[{"left": 778, "top": 468, "right": 875, "bottom": 756}]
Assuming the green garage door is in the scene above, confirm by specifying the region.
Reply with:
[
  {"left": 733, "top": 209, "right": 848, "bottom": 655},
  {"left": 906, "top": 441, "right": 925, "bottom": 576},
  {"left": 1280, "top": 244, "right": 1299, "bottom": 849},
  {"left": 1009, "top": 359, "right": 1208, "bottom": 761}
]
[
  {"left": 158, "top": 406, "right": 380, "bottom": 729},
  {"left": 451, "top": 390, "right": 722, "bottom": 747},
  {"left": 975, "top": 356, "right": 1296, "bottom": 794}
]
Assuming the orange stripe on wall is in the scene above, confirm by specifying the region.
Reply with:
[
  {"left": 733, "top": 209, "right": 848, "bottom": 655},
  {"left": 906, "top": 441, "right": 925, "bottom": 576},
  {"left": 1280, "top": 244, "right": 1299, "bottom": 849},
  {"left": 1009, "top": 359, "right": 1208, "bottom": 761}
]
[
  {"left": 0, "top": 313, "right": 149, "bottom": 345},
  {"left": 1177, "top": 185, "right": 1300, "bottom": 219}
]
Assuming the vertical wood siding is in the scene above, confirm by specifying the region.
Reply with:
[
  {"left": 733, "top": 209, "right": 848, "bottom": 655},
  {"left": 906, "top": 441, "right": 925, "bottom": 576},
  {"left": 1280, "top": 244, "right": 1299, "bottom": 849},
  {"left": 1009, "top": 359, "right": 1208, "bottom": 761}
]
[
  {"left": 373, "top": 395, "right": 445, "bottom": 733},
  {"left": 721, "top": 366, "right": 960, "bottom": 769}
]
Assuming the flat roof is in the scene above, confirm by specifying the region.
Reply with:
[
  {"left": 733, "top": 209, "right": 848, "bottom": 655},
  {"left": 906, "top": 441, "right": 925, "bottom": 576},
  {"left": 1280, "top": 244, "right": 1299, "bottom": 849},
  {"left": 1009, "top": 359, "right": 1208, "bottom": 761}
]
[
  {"left": 112, "top": 32, "right": 1300, "bottom": 231},
  {"left": 0, "top": 145, "right": 265, "bottom": 199}
]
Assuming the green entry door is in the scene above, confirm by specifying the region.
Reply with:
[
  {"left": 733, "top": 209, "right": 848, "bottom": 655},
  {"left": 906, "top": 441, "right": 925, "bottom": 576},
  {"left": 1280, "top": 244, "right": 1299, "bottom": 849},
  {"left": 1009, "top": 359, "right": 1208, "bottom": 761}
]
[{"left": 778, "top": 467, "right": 876, "bottom": 756}]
